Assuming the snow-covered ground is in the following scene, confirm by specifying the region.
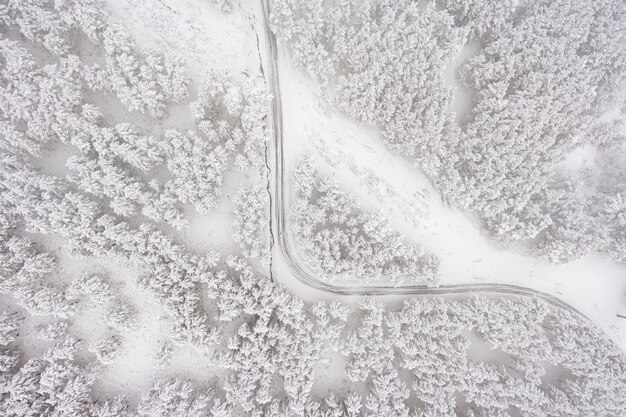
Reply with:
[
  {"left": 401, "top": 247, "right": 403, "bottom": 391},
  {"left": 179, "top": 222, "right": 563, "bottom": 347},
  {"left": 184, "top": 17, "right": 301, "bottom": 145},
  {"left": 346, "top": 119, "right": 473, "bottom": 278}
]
[{"left": 272, "top": 37, "right": 626, "bottom": 351}]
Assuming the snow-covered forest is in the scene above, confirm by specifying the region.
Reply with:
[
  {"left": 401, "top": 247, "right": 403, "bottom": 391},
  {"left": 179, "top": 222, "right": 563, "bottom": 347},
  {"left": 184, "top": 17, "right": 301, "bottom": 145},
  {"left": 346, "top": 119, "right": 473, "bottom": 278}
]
[
  {"left": 271, "top": 0, "right": 626, "bottom": 265},
  {"left": 291, "top": 153, "right": 439, "bottom": 286},
  {"left": 0, "top": 0, "right": 625, "bottom": 416}
]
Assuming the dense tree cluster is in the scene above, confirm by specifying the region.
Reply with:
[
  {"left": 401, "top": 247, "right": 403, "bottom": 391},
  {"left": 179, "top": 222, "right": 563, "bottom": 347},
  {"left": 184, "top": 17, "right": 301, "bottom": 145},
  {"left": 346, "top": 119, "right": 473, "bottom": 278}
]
[
  {"left": 189, "top": 69, "right": 269, "bottom": 171},
  {"left": 232, "top": 184, "right": 270, "bottom": 260},
  {"left": 0, "top": 214, "right": 72, "bottom": 317},
  {"left": 451, "top": 0, "right": 626, "bottom": 244},
  {"left": 205, "top": 257, "right": 347, "bottom": 415},
  {"left": 0, "top": 39, "right": 186, "bottom": 227},
  {"left": 136, "top": 378, "right": 219, "bottom": 417},
  {"left": 271, "top": 0, "right": 626, "bottom": 264},
  {"left": 271, "top": 0, "right": 464, "bottom": 175},
  {"left": 3, "top": 281, "right": 622, "bottom": 417},
  {"left": 0, "top": 336, "right": 95, "bottom": 416},
  {"left": 534, "top": 143, "right": 626, "bottom": 263},
  {"left": 37, "top": 320, "right": 68, "bottom": 341},
  {"left": 0, "top": 157, "right": 221, "bottom": 350},
  {"left": 292, "top": 155, "right": 439, "bottom": 285},
  {"left": 0, "top": 23, "right": 268, "bottom": 228},
  {"left": 89, "top": 334, "right": 121, "bottom": 364},
  {"left": 439, "top": 0, "right": 520, "bottom": 39},
  {"left": 160, "top": 69, "right": 269, "bottom": 216},
  {"left": 4, "top": 0, "right": 190, "bottom": 118},
  {"left": 587, "top": 148, "right": 626, "bottom": 263}
]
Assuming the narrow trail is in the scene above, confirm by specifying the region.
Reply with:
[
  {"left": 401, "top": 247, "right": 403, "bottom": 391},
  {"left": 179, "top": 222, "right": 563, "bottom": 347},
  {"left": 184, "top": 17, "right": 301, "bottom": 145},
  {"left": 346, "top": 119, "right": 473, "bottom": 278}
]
[{"left": 259, "top": 0, "right": 592, "bottom": 320}]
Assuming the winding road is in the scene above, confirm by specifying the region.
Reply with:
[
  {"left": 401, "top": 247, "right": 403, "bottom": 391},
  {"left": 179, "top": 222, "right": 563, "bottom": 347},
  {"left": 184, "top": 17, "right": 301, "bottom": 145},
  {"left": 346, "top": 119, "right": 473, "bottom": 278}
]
[{"left": 259, "top": 0, "right": 590, "bottom": 319}]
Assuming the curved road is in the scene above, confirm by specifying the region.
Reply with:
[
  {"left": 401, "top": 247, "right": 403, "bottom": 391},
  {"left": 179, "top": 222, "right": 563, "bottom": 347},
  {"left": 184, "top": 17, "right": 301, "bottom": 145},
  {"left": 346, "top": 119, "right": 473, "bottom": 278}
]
[{"left": 259, "top": 0, "right": 590, "bottom": 319}]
